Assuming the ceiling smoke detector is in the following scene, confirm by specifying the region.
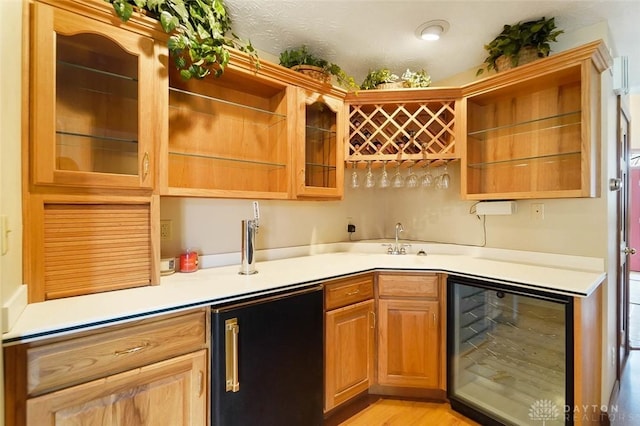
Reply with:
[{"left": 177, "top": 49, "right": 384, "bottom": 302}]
[{"left": 415, "top": 20, "right": 450, "bottom": 41}]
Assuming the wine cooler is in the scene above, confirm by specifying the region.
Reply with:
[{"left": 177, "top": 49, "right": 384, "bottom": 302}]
[{"left": 447, "top": 275, "right": 573, "bottom": 425}]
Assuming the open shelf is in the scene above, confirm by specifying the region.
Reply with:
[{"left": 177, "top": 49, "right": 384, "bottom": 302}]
[
  {"left": 467, "top": 111, "right": 581, "bottom": 140},
  {"left": 467, "top": 151, "right": 581, "bottom": 169},
  {"left": 165, "top": 67, "right": 291, "bottom": 197},
  {"left": 463, "top": 56, "right": 599, "bottom": 199}
]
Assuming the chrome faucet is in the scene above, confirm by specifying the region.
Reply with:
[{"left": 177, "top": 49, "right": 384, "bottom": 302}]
[
  {"left": 384, "top": 222, "right": 410, "bottom": 255},
  {"left": 395, "top": 222, "right": 404, "bottom": 249}
]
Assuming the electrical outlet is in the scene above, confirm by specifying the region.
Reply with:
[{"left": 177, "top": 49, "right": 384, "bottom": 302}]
[
  {"left": 160, "top": 220, "right": 172, "bottom": 241},
  {"left": 531, "top": 203, "right": 545, "bottom": 220}
]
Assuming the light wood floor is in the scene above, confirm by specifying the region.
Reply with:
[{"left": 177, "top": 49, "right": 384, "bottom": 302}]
[{"left": 339, "top": 399, "right": 480, "bottom": 426}]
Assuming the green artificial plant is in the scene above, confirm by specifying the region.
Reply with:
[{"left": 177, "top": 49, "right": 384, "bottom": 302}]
[
  {"left": 360, "top": 68, "right": 399, "bottom": 90},
  {"left": 477, "top": 16, "right": 563, "bottom": 76},
  {"left": 400, "top": 68, "right": 431, "bottom": 88},
  {"left": 278, "top": 45, "right": 358, "bottom": 90},
  {"left": 108, "top": 0, "right": 258, "bottom": 79}
]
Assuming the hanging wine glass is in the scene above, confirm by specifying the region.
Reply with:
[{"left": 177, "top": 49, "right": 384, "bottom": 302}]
[
  {"left": 420, "top": 162, "right": 434, "bottom": 188},
  {"left": 350, "top": 161, "right": 360, "bottom": 189},
  {"left": 378, "top": 161, "right": 390, "bottom": 189},
  {"left": 392, "top": 163, "right": 404, "bottom": 188},
  {"left": 437, "top": 163, "right": 450, "bottom": 190},
  {"left": 364, "top": 161, "right": 375, "bottom": 189},
  {"left": 405, "top": 164, "right": 419, "bottom": 188}
]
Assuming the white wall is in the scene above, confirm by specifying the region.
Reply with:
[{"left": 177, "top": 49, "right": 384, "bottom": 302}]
[
  {"left": 160, "top": 188, "right": 384, "bottom": 258},
  {"left": 1, "top": 0, "right": 24, "bottom": 422}
]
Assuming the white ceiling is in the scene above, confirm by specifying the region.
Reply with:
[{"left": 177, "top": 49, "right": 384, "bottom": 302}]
[{"left": 225, "top": 0, "right": 640, "bottom": 93}]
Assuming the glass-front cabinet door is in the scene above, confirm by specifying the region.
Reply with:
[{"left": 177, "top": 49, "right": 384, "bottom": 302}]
[
  {"left": 31, "top": 2, "right": 158, "bottom": 189},
  {"left": 296, "top": 89, "right": 344, "bottom": 198}
]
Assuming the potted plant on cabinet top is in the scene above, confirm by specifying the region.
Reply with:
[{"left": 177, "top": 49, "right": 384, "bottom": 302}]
[
  {"left": 477, "top": 16, "right": 564, "bottom": 75},
  {"left": 360, "top": 68, "right": 431, "bottom": 90},
  {"left": 108, "top": 0, "right": 258, "bottom": 80},
  {"left": 279, "top": 45, "right": 358, "bottom": 90},
  {"left": 360, "top": 68, "right": 400, "bottom": 90},
  {"left": 400, "top": 68, "right": 431, "bottom": 88}
]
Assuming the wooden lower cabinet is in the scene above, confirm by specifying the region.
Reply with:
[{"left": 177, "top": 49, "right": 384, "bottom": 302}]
[
  {"left": 325, "top": 299, "right": 375, "bottom": 411},
  {"left": 4, "top": 309, "right": 208, "bottom": 426},
  {"left": 26, "top": 350, "right": 207, "bottom": 425},
  {"left": 324, "top": 273, "right": 375, "bottom": 413},
  {"left": 374, "top": 272, "right": 446, "bottom": 396},
  {"left": 377, "top": 298, "right": 440, "bottom": 389}
]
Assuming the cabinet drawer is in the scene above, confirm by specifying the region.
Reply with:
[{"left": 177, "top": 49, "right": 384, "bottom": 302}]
[
  {"left": 26, "top": 310, "right": 207, "bottom": 396},
  {"left": 325, "top": 274, "right": 374, "bottom": 310},
  {"left": 378, "top": 274, "right": 439, "bottom": 298}
]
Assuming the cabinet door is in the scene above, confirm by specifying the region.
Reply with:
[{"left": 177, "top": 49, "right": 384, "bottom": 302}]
[
  {"left": 26, "top": 350, "right": 207, "bottom": 426},
  {"left": 296, "top": 89, "right": 345, "bottom": 198},
  {"left": 325, "top": 299, "right": 374, "bottom": 411},
  {"left": 31, "top": 3, "right": 159, "bottom": 189},
  {"left": 377, "top": 299, "right": 440, "bottom": 389}
]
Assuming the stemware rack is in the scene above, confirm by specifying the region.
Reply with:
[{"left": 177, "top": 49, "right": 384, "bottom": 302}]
[{"left": 344, "top": 91, "right": 462, "bottom": 168}]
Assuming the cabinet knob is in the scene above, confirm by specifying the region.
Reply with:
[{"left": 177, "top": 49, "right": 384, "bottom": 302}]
[{"left": 142, "top": 152, "right": 150, "bottom": 181}]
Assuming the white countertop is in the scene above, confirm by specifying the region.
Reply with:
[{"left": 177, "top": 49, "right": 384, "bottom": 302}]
[{"left": 2, "top": 242, "right": 606, "bottom": 344}]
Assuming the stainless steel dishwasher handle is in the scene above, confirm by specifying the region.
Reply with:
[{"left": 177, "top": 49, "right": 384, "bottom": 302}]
[{"left": 225, "top": 318, "right": 240, "bottom": 392}]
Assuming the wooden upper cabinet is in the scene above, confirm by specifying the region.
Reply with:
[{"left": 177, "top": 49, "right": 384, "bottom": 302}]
[
  {"left": 295, "top": 89, "right": 345, "bottom": 199},
  {"left": 162, "top": 64, "right": 293, "bottom": 199},
  {"left": 30, "top": 2, "right": 164, "bottom": 190},
  {"left": 461, "top": 40, "right": 612, "bottom": 200}
]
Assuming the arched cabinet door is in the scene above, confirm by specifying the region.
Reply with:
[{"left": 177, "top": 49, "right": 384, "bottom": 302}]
[
  {"left": 296, "top": 88, "right": 345, "bottom": 199},
  {"left": 31, "top": 1, "right": 163, "bottom": 190}
]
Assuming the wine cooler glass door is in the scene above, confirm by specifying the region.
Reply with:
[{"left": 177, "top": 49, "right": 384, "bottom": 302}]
[{"left": 447, "top": 277, "right": 571, "bottom": 426}]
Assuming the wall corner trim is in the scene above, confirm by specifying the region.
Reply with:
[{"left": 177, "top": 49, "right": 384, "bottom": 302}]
[{"left": 2, "top": 284, "right": 27, "bottom": 333}]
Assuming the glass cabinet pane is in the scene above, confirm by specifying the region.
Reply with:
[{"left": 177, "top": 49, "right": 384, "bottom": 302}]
[
  {"left": 448, "top": 278, "right": 569, "bottom": 425},
  {"left": 55, "top": 33, "right": 139, "bottom": 176},
  {"left": 305, "top": 101, "right": 337, "bottom": 188}
]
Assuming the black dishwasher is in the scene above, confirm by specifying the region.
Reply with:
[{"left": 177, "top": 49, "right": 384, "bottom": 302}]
[{"left": 211, "top": 285, "right": 323, "bottom": 426}]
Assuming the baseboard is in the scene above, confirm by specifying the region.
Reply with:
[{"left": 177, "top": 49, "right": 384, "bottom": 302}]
[
  {"left": 324, "top": 392, "right": 379, "bottom": 426},
  {"left": 368, "top": 384, "right": 447, "bottom": 401},
  {"left": 2, "top": 284, "right": 27, "bottom": 333}
]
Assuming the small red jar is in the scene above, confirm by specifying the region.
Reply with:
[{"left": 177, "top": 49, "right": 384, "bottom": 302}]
[{"left": 179, "top": 250, "right": 199, "bottom": 273}]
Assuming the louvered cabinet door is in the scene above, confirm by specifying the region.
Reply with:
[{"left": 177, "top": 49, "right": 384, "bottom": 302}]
[{"left": 26, "top": 194, "right": 159, "bottom": 302}]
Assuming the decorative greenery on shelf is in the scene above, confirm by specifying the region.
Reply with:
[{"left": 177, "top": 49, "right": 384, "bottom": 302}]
[
  {"left": 360, "top": 68, "right": 399, "bottom": 90},
  {"left": 360, "top": 68, "right": 431, "bottom": 90},
  {"left": 400, "top": 69, "right": 431, "bottom": 88},
  {"left": 477, "top": 16, "right": 563, "bottom": 76},
  {"left": 108, "top": 0, "right": 258, "bottom": 80},
  {"left": 278, "top": 45, "right": 358, "bottom": 90}
]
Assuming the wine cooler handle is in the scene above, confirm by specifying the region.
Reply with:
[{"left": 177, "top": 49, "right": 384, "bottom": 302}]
[{"left": 225, "top": 318, "right": 240, "bottom": 392}]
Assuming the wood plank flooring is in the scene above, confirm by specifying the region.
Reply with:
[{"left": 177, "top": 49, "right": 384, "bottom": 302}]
[
  {"left": 612, "top": 350, "right": 640, "bottom": 426},
  {"left": 339, "top": 399, "right": 479, "bottom": 426}
]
